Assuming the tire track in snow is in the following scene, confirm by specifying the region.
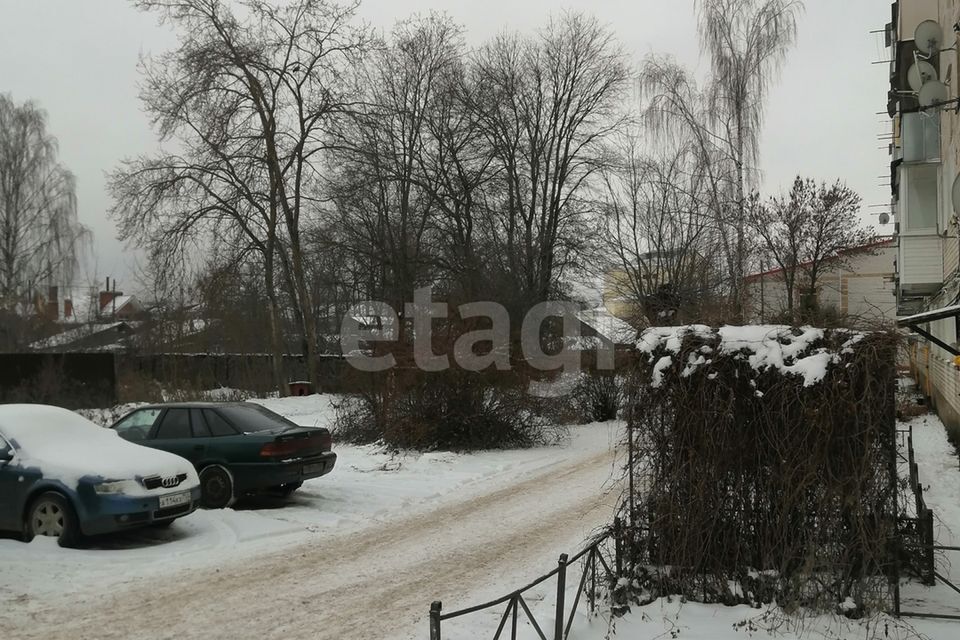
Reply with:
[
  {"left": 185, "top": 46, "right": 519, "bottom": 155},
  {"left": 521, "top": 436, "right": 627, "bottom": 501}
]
[{"left": 13, "top": 446, "right": 619, "bottom": 640}]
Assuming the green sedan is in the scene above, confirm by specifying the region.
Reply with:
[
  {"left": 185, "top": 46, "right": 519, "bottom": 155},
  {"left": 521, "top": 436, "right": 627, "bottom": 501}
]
[{"left": 110, "top": 402, "right": 336, "bottom": 508}]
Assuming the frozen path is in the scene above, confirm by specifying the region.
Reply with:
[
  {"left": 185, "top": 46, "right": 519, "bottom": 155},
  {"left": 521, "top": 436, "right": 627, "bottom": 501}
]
[
  {"left": 898, "top": 412, "right": 960, "bottom": 627},
  {"left": 3, "top": 430, "right": 620, "bottom": 640}
]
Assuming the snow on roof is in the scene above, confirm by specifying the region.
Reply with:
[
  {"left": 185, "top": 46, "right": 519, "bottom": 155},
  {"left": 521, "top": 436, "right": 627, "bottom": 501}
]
[
  {"left": 0, "top": 404, "right": 196, "bottom": 492},
  {"left": 576, "top": 307, "right": 639, "bottom": 345},
  {"left": 102, "top": 294, "right": 136, "bottom": 314},
  {"left": 637, "top": 324, "right": 866, "bottom": 388},
  {"left": 29, "top": 322, "right": 128, "bottom": 350}
]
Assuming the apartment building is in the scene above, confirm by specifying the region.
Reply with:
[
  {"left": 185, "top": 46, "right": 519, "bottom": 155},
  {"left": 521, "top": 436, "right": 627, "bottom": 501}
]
[{"left": 889, "top": 0, "right": 960, "bottom": 433}]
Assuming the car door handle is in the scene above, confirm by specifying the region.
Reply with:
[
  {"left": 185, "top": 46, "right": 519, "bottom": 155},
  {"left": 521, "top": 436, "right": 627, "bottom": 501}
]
[{"left": 193, "top": 445, "right": 205, "bottom": 452}]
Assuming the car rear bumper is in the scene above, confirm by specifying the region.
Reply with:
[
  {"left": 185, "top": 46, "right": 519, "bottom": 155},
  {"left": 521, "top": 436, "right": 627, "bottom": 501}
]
[
  {"left": 231, "top": 452, "right": 337, "bottom": 493},
  {"left": 78, "top": 486, "right": 202, "bottom": 536}
]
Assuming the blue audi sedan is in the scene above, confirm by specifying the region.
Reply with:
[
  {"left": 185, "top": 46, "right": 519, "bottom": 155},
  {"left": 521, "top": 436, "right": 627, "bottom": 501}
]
[{"left": 0, "top": 404, "right": 201, "bottom": 547}]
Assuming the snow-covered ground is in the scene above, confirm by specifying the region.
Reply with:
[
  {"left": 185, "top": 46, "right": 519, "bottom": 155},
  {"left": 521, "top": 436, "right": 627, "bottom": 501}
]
[
  {"left": 897, "top": 411, "right": 960, "bottom": 628},
  {"left": 5, "top": 389, "right": 960, "bottom": 639},
  {"left": 0, "top": 393, "right": 623, "bottom": 639},
  {"left": 443, "top": 405, "right": 960, "bottom": 640}
]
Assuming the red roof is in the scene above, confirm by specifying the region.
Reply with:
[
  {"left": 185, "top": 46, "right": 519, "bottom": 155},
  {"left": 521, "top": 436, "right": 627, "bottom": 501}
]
[{"left": 743, "top": 237, "right": 894, "bottom": 283}]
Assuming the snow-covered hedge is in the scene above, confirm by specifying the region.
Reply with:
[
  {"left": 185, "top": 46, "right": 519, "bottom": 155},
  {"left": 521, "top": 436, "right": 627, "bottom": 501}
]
[{"left": 618, "top": 325, "right": 901, "bottom": 614}]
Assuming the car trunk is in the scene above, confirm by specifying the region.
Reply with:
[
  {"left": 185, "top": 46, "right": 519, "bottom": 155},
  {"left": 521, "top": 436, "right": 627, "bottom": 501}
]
[{"left": 258, "top": 428, "right": 332, "bottom": 461}]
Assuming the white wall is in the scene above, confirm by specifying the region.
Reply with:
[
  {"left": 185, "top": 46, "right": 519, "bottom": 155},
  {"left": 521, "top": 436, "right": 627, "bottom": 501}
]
[{"left": 745, "top": 245, "right": 897, "bottom": 324}]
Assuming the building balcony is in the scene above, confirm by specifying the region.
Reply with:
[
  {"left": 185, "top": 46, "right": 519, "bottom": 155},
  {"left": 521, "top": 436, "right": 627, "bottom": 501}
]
[
  {"left": 898, "top": 234, "right": 943, "bottom": 298},
  {"left": 896, "top": 157, "right": 943, "bottom": 304}
]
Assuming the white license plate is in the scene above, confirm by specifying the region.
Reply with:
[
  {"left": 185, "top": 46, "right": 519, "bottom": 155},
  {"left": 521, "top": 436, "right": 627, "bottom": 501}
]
[
  {"left": 158, "top": 492, "right": 191, "bottom": 509},
  {"left": 303, "top": 462, "right": 326, "bottom": 475}
]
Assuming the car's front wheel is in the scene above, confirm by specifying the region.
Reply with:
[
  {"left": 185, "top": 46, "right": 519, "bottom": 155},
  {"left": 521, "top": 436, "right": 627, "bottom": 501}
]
[
  {"left": 26, "top": 492, "right": 80, "bottom": 547},
  {"left": 199, "top": 465, "right": 235, "bottom": 509}
]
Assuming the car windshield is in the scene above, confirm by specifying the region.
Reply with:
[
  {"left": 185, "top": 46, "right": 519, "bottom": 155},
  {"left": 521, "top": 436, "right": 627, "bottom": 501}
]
[
  {"left": 113, "top": 408, "right": 161, "bottom": 441},
  {"left": 216, "top": 405, "right": 300, "bottom": 433}
]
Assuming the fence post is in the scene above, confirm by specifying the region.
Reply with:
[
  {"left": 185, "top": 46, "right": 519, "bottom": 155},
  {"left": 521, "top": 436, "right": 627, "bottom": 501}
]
[
  {"left": 923, "top": 508, "right": 936, "bottom": 586},
  {"left": 916, "top": 484, "right": 924, "bottom": 522},
  {"left": 589, "top": 548, "right": 596, "bottom": 614},
  {"left": 555, "top": 553, "right": 568, "bottom": 640},
  {"left": 429, "top": 601, "right": 442, "bottom": 640}
]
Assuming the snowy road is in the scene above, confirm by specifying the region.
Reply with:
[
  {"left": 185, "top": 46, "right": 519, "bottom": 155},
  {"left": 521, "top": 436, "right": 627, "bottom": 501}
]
[{"left": 1, "top": 414, "right": 620, "bottom": 640}]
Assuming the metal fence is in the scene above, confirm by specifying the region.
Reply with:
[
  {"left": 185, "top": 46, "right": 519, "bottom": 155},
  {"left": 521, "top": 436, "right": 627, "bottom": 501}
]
[
  {"left": 428, "top": 521, "right": 622, "bottom": 640},
  {"left": 896, "top": 422, "right": 960, "bottom": 620},
  {"left": 899, "top": 424, "right": 935, "bottom": 586}
]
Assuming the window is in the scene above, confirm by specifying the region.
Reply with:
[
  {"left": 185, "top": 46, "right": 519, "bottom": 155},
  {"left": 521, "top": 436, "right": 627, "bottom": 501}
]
[
  {"left": 191, "top": 410, "right": 211, "bottom": 438},
  {"left": 203, "top": 410, "right": 238, "bottom": 437},
  {"left": 902, "top": 112, "right": 940, "bottom": 163},
  {"left": 217, "top": 405, "right": 298, "bottom": 433},
  {"left": 0, "top": 434, "right": 11, "bottom": 460},
  {"left": 904, "top": 164, "right": 939, "bottom": 231},
  {"left": 155, "top": 409, "right": 192, "bottom": 440},
  {"left": 113, "top": 408, "right": 161, "bottom": 441}
]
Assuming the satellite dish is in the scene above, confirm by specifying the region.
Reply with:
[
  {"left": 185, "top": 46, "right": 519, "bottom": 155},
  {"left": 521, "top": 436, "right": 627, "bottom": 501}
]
[
  {"left": 915, "top": 20, "right": 944, "bottom": 56},
  {"left": 919, "top": 80, "right": 949, "bottom": 107},
  {"left": 879, "top": 212, "right": 890, "bottom": 225},
  {"left": 952, "top": 173, "right": 960, "bottom": 215},
  {"left": 907, "top": 60, "right": 938, "bottom": 91}
]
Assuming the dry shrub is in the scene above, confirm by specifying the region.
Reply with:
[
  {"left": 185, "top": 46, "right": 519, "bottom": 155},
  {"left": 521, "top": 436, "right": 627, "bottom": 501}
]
[
  {"left": 570, "top": 371, "right": 624, "bottom": 423},
  {"left": 618, "top": 326, "right": 902, "bottom": 614},
  {"left": 335, "top": 368, "right": 556, "bottom": 451}
]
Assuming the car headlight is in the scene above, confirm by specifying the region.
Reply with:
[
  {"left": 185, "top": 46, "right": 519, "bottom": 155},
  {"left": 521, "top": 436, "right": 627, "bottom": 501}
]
[{"left": 94, "top": 480, "right": 139, "bottom": 495}]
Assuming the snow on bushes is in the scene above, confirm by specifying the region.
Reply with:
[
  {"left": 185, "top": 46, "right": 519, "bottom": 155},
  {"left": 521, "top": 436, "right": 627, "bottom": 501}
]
[
  {"left": 637, "top": 324, "right": 868, "bottom": 388},
  {"left": 618, "top": 325, "right": 901, "bottom": 614}
]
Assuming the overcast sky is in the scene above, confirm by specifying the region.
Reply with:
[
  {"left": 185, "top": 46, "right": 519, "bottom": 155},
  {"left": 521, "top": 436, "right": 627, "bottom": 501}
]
[{"left": 0, "top": 0, "right": 891, "bottom": 294}]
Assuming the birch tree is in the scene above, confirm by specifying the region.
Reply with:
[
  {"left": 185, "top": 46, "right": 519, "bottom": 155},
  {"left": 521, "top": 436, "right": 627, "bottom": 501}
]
[
  {"left": 0, "top": 95, "right": 89, "bottom": 310},
  {"left": 639, "top": 0, "right": 801, "bottom": 318}
]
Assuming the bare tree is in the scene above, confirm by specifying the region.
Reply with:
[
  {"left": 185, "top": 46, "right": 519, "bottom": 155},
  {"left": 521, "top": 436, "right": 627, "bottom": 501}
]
[
  {"left": 751, "top": 177, "right": 873, "bottom": 320},
  {"left": 0, "top": 94, "right": 89, "bottom": 311},
  {"left": 749, "top": 178, "right": 805, "bottom": 319},
  {"left": 417, "top": 39, "right": 498, "bottom": 301},
  {"left": 113, "top": 0, "right": 372, "bottom": 391},
  {"left": 603, "top": 131, "right": 717, "bottom": 324},
  {"left": 640, "top": 0, "right": 802, "bottom": 318},
  {"left": 329, "top": 13, "right": 462, "bottom": 330},
  {"left": 472, "top": 13, "right": 630, "bottom": 311}
]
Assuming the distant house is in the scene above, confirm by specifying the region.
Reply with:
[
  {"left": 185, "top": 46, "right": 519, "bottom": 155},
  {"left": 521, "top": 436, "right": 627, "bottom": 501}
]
[
  {"left": 574, "top": 306, "right": 639, "bottom": 349},
  {"left": 27, "top": 279, "right": 143, "bottom": 352},
  {"left": 32, "top": 280, "right": 141, "bottom": 324},
  {"left": 29, "top": 322, "right": 134, "bottom": 353},
  {"left": 743, "top": 238, "right": 897, "bottom": 324}
]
